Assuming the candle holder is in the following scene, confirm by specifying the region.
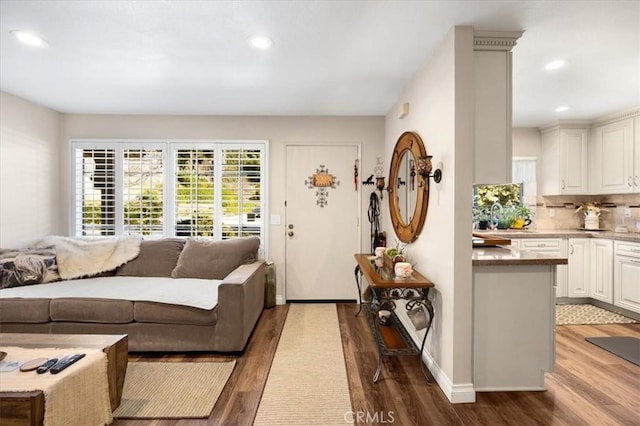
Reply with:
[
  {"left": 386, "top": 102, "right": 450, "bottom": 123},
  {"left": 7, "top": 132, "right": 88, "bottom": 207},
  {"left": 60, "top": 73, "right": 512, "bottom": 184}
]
[{"left": 416, "top": 155, "right": 442, "bottom": 183}]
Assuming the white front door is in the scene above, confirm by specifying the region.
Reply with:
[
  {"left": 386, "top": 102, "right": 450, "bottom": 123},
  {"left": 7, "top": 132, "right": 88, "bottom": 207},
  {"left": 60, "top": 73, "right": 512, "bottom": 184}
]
[{"left": 285, "top": 145, "right": 360, "bottom": 300}]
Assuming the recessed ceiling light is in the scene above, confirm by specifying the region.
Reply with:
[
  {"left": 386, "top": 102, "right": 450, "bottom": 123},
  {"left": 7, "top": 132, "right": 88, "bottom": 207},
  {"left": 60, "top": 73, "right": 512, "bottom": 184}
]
[
  {"left": 10, "top": 30, "right": 48, "bottom": 47},
  {"left": 545, "top": 60, "right": 566, "bottom": 71},
  {"left": 249, "top": 36, "right": 273, "bottom": 50},
  {"left": 555, "top": 105, "right": 570, "bottom": 112}
]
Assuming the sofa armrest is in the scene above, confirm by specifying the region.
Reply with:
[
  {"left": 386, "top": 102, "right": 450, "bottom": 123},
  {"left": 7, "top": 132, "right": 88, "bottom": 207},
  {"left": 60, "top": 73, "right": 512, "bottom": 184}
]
[{"left": 214, "top": 260, "right": 266, "bottom": 351}]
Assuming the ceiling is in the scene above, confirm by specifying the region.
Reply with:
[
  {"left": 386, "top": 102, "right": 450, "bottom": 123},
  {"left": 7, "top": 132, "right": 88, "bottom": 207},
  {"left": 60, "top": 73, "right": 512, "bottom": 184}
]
[{"left": 0, "top": 1, "right": 638, "bottom": 127}]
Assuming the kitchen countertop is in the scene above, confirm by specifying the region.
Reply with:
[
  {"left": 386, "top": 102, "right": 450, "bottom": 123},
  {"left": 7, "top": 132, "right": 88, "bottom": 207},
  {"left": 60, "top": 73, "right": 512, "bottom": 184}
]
[
  {"left": 475, "top": 229, "right": 640, "bottom": 243},
  {"left": 472, "top": 246, "right": 569, "bottom": 266}
]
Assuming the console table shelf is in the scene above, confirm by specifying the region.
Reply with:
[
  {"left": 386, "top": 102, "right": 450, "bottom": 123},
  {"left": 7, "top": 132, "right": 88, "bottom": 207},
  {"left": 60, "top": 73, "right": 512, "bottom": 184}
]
[{"left": 353, "top": 254, "right": 435, "bottom": 383}]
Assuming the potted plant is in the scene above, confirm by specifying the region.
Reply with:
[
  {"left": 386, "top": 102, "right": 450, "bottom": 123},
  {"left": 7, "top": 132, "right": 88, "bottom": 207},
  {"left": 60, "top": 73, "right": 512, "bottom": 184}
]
[
  {"left": 511, "top": 203, "right": 533, "bottom": 229},
  {"left": 473, "top": 205, "right": 492, "bottom": 230},
  {"left": 496, "top": 208, "right": 516, "bottom": 229}
]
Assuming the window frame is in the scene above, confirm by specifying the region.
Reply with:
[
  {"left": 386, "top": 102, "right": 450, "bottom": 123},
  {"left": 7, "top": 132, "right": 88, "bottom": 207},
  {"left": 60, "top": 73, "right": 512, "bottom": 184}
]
[{"left": 70, "top": 139, "right": 269, "bottom": 257}]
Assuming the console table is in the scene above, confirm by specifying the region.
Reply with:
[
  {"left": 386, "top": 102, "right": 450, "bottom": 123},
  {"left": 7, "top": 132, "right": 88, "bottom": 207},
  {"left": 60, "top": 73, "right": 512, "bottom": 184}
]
[{"left": 353, "top": 254, "right": 435, "bottom": 383}]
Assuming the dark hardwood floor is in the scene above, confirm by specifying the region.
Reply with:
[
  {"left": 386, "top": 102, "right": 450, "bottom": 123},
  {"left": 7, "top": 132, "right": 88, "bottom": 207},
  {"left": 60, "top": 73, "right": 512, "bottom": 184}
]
[{"left": 114, "top": 303, "right": 640, "bottom": 425}]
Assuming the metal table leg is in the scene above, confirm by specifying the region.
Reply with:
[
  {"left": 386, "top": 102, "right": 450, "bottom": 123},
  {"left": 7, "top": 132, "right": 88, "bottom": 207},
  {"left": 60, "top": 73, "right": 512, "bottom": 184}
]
[
  {"left": 373, "top": 340, "right": 384, "bottom": 383},
  {"left": 354, "top": 264, "right": 363, "bottom": 317},
  {"left": 418, "top": 289, "right": 434, "bottom": 384}
]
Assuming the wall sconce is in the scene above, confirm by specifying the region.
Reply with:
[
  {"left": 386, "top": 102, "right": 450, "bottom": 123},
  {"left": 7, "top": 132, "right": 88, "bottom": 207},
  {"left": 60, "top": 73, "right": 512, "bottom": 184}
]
[
  {"left": 416, "top": 156, "right": 442, "bottom": 184},
  {"left": 375, "top": 176, "right": 386, "bottom": 199}
]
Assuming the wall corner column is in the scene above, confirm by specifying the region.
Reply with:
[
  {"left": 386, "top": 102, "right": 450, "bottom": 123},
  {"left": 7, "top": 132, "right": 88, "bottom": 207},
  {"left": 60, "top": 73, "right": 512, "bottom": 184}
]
[{"left": 473, "top": 30, "right": 523, "bottom": 184}]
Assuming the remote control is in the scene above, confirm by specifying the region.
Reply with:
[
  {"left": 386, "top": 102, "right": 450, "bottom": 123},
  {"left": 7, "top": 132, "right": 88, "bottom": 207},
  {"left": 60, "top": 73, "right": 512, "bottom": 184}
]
[
  {"left": 36, "top": 358, "right": 60, "bottom": 374},
  {"left": 50, "top": 354, "right": 85, "bottom": 374}
]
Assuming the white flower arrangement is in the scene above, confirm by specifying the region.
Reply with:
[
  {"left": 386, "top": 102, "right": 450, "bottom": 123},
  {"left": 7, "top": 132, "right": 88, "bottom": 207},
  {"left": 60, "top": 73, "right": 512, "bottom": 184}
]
[{"left": 576, "top": 202, "right": 603, "bottom": 215}]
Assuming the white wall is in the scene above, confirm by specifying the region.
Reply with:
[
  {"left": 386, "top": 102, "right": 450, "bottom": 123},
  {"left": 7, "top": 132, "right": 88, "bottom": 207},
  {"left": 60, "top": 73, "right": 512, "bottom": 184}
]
[
  {"left": 59, "top": 114, "right": 385, "bottom": 300},
  {"left": 0, "top": 92, "right": 61, "bottom": 247},
  {"left": 512, "top": 127, "right": 540, "bottom": 158},
  {"left": 384, "top": 27, "right": 475, "bottom": 403}
]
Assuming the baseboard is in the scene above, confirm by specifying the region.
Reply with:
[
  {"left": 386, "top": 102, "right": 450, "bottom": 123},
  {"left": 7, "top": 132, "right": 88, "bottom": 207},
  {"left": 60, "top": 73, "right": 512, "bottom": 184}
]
[
  {"left": 420, "top": 348, "right": 476, "bottom": 403},
  {"left": 393, "top": 300, "right": 476, "bottom": 404},
  {"left": 588, "top": 299, "right": 640, "bottom": 321}
]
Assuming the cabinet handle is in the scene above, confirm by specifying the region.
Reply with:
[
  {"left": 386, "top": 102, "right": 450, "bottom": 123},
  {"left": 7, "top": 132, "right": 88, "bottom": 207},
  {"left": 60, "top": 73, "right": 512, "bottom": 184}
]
[
  {"left": 538, "top": 243, "right": 546, "bottom": 247},
  {"left": 561, "top": 180, "right": 565, "bottom": 190},
  {"left": 570, "top": 244, "right": 574, "bottom": 255},
  {"left": 629, "top": 176, "right": 633, "bottom": 187},
  {"left": 635, "top": 175, "right": 638, "bottom": 187}
]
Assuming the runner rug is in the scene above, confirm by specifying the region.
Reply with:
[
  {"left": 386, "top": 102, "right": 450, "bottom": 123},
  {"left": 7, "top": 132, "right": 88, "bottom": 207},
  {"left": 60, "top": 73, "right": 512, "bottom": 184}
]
[
  {"left": 254, "top": 303, "right": 353, "bottom": 425},
  {"left": 556, "top": 304, "right": 637, "bottom": 325},
  {"left": 113, "top": 361, "right": 235, "bottom": 418}
]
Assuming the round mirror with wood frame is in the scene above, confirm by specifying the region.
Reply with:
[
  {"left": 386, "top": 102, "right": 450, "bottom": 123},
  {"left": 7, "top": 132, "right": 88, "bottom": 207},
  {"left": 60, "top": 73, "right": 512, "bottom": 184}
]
[{"left": 388, "top": 131, "right": 430, "bottom": 243}]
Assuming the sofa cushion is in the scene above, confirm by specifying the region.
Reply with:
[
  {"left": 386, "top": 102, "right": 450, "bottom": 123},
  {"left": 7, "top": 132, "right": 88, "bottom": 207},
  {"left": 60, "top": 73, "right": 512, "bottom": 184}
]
[
  {"left": 0, "top": 247, "right": 59, "bottom": 288},
  {"left": 50, "top": 298, "right": 134, "bottom": 323},
  {"left": 0, "top": 298, "right": 51, "bottom": 323},
  {"left": 134, "top": 301, "right": 218, "bottom": 326},
  {"left": 116, "top": 238, "right": 185, "bottom": 277},
  {"left": 172, "top": 237, "right": 260, "bottom": 280}
]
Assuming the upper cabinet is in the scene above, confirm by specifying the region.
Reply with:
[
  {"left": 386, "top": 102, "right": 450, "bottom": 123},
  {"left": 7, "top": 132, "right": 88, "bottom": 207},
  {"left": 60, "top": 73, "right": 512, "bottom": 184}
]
[
  {"left": 590, "top": 117, "right": 637, "bottom": 194},
  {"left": 538, "top": 108, "right": 639, "bottom": 195},
  {"left": 540, "top": 123, "right": 589, "bottom": 195}
]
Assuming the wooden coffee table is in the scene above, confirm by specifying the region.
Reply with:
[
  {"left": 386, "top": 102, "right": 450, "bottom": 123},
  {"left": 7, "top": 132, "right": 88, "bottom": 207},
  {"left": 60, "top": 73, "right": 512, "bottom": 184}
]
[{"left": 0, "top": 333, "right": 128, "bottom": 426}]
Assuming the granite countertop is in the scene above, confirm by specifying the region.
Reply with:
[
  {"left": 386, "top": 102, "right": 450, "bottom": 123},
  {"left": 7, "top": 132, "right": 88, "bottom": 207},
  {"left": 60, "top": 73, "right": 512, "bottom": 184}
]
[
  {"left": 472, "top": 246, "right": 569, "bottom": 266},
  {"left": 475, "top": 229, "right": 640, "bottom": 243}
]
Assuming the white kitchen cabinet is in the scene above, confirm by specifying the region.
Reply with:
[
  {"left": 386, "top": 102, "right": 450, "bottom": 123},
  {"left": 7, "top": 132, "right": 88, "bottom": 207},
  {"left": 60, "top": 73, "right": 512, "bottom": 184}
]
[
  {"left": 567, "top": 238, "right": 590, "bottom": 298},
  {"left": 540, "top": 125, "right": 589, "bottom": 195},
  {"left": 614, "top": 241, "right": 640, "bottom": 313},
  {"left": 515, "top": 238, "right": 568, "bottom": 297},
  {"left": 589, "top": 239, "right": 613, "bottom": 303},
  {"left": 591, "top": 118, "right": 637, "bottom": 194}
]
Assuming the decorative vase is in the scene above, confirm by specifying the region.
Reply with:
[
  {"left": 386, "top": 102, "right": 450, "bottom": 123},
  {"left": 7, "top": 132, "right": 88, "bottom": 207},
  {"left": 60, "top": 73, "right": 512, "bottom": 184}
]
[
  {"left": 394, "top": 262, "right": 413, "bottom": 279},
  {"left": 584, "top": 210, "right": 600, "bottom": 230}
]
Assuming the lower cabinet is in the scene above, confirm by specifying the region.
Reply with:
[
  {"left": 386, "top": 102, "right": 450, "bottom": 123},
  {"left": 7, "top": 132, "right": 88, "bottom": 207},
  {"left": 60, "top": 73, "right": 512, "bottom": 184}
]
[
  {"left": 515, "top": 238, "right": 568, "bottom": 297},
  {"left": 589, "top": 239, "right": 613, "bottom": 303},
  {"left": 568, "top": 238, "right": 590, "bottom": 297},
  {"left": 510, "top": 236, "right": 637, "bottom": 310},
  {"left": 614, "top": 241, "right": 640, "bottom": 313}
]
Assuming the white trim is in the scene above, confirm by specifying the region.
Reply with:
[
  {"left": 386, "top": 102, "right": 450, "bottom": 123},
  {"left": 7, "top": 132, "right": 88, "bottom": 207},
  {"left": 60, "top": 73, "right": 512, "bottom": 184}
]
[
  {"left": 114, "top": 145, "right": 124, "bottom": 235},
  {"left": 394, "top": 299, "right": 477, "bottom": 404},
  {"left": 164, "top": 148, "right": 174, "bottom": 237}
]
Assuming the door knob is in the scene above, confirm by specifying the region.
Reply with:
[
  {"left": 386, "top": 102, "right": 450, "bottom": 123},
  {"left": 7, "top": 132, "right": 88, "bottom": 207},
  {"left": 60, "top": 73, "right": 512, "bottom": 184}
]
[
  {"left": 288, "top": 224, "right": 294, "bottom": 229},
  {"left": 288, "top": 231, "right": 294, "bottom": 237}
]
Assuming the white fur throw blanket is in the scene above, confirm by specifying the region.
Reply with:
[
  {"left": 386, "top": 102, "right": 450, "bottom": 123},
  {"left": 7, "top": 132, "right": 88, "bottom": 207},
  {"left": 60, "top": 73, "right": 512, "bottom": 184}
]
[{"left": 32, "top": 235, "right": 141, "bottom": 280}]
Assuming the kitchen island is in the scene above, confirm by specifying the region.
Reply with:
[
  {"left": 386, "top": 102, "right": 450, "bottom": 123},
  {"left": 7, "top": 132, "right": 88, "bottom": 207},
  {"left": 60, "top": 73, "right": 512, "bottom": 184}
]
[{"left": 472, "top": 245, "right": 567, "bottom": 391}]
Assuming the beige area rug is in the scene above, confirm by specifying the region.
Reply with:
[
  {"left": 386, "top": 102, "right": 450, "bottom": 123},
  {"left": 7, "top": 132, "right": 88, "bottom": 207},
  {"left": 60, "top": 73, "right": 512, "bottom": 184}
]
[
  {"left": 254, "top": 304, "right": 353, "bottom": 425},
  {"left": 113, "top": 361, "right": 235, "bottom": 419},
  {"left": 556, "top": 304, "right": 638, "bottom": 325}
]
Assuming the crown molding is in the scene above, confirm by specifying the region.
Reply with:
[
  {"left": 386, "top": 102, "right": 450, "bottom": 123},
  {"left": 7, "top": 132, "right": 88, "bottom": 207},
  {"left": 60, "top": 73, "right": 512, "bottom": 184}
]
[
  {"left": 538, "top": 107, "right": 640, "bottom": 131},
  {"left": 590, "top": 107, "right": 639, "bottom": 126},
  {"left": 538, "top": 119, "right": 592, "bottom": 132},
  {"left": 473, "top": 30, "right": 523, "bottom": 52}
]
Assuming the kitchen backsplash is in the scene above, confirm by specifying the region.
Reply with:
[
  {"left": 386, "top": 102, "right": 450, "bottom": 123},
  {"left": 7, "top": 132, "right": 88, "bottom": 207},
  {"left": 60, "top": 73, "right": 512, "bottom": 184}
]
[{"left": 533, "top": 194, "right": 640, "bottom": 232}]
